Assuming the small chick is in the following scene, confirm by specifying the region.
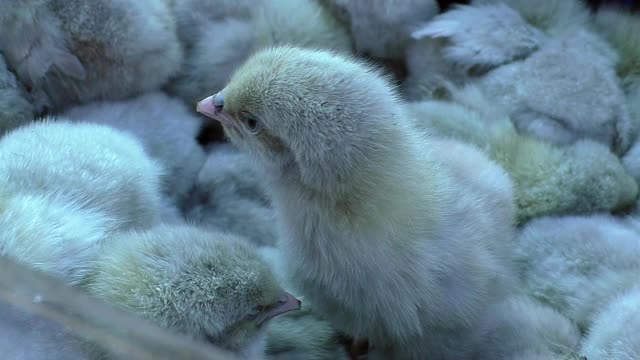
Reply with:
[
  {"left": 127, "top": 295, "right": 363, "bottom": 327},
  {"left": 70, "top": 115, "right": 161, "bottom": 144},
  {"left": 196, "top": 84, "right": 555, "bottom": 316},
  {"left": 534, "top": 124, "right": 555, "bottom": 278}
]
[
  {"left": 184, "top": 143, "right": 278, "bottom": 247},
  {"left": 63, "top": 92, "right": 207, "bottom": 210},
  {"left": 0, "top": 53, "right": 35, "bottom": 135},
  {"left": 0, "top": 119, "right": 164, "bottom": 231},
  {"left": 88, "top": 224, "right": 301, "bottom": 359},
  {"left": 471, "top": 295, "right": 582, "bottom": 360},
  {"left": 197, "top": 46, "right": 516, "bottom": 359},
  {"left": 404, "top": 2, "right": 544, "bottom": 100},
  {"left": 0, "top": 120, "right": 165, "bottom": 285},
  {"left": 320, "top": 0, "right": 439, "bottom": 60},
  {"left": 0, "top": 0, "right": 183, "bottom": 111},
  {"left": 477, "top": 28, "right": 633, "bottom": 154},
  {"left": 411, "top": 3, "right": 545, "bottom": 72},
  {"left": 515, "top": 214, "right": 640, "bottom": 331},
  {"left": 580, "top": 285, "right": 640, "bottom": 360},
  {"left": 406, "top": 0, "right": 634, "bottom": 154},
  {"left": 406, "top": 85, "right": 639, "bottom": 222}
]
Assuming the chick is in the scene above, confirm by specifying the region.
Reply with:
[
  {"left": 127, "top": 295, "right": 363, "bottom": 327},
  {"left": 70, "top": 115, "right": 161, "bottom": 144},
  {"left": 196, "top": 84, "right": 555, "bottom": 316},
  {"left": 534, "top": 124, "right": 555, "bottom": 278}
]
[
  {"left": 477, "top": 28, "right": 633, "bottom": 154},
  {"left": 197, "top": 46, "right": 517, "bottom": 359},
  {"left": 471, "top": 295, "right": 582, "bottom": 360},
  {"left": 404, "top": 2, "right": 544, "bottom": 100},
  {"left": 0, "top": 120, "right": 165, "bottom": 286},
  {"left": 167, "top": 0, "right": 352, "bottom": 108},
  {"left": 515, "top": 214, "right": 640, "bottom": 332},
  {"left": 406, "top": 85, "right": 639, "bottom": 223},
  {"left": 411, "top": 2, "right": 545, "bottom": 72},
  {"left": 184, "top": 143, "right": 278, "bottom": 247},
  {"left": 580, "top": 285, "right": 640, "bottom": 360},
  {"left": 0, "top": 119, "right": 164, "bottom": 230},
  {"left": 88, "top": 224, "right": 301, "bottom": 359},
  {"left": 320, "top": 0, "right": 439, "bottom": 60},
  {"left": 0, "top": 0, "right": 182, "bottom": 111},
  {"left": 0, "top": 53, "right": 35, "bottom": 135},
  {"left": 63, "top": 92, "right": 206, "bottom": 210},
  {"left": 406, "top": 0, "right": 634, "bottom": 154}
]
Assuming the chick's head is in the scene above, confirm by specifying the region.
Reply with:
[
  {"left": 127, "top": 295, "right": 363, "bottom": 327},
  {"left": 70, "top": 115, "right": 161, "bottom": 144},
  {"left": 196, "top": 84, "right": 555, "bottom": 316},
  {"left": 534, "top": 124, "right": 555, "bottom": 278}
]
[
  {"left": 197, "top": 46, "right": 407, "bottom": 192},
  {"left": 89, "top": 224, "right": 299, "bottom": 352}
]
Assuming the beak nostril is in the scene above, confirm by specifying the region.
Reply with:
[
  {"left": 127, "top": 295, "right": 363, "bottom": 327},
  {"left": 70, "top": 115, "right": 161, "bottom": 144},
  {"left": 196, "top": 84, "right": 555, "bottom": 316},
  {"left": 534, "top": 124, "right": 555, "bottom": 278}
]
[{"left": 213, "top": 93, "right": 224, "bottom": 112}]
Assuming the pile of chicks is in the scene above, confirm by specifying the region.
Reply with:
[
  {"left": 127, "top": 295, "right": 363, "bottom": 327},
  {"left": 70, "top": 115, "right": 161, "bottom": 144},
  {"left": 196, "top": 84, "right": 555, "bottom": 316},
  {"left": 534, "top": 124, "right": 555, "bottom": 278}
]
[{"left": 1, "top": 0, "right": 639, "bottom": 359}]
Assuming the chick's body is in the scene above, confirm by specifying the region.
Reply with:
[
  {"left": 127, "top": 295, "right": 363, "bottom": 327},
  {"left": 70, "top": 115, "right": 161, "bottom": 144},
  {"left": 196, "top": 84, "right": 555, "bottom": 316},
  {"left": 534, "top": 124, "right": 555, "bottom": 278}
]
[
  {"left": 89, "top": 224, "right": 297, "bottom": 359},
  {"left": 199, "top": 47, "right": 516, "bottom": 359}
]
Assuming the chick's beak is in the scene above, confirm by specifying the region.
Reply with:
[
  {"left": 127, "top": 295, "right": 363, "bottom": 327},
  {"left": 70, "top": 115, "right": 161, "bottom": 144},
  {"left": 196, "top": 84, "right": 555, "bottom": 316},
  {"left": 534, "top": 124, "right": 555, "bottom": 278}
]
[
  {"left": 257, "top": 291, "right": 301, "bottom": 325},
  {"left": 196, "top": 94, "right": 234, "bottom": 127}
]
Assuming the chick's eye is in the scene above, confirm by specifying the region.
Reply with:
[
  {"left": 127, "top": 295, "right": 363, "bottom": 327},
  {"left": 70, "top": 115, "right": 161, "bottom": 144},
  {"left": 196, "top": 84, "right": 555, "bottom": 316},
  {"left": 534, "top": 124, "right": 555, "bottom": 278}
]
[
  {"left": 241, "top": 113, "right": 262, "bottom": 133},
  {"left": 246, "top": 310, "right": 260, "bottom": 321},
  {"left": 246, "top": 305, "right": 266, "bottom": 321}
]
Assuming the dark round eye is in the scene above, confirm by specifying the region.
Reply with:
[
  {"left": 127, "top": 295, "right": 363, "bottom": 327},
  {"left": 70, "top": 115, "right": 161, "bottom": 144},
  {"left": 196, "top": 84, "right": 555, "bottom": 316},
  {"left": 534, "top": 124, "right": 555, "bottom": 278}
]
[
  {"left": 247, "top": 118, "right": 258, "bottom": 130},
  {"left": 245, "top": 310, "right": 260, "bottom": 321},
  {"left": 241, "top": 112, "right": 262, "bottom": 133}
]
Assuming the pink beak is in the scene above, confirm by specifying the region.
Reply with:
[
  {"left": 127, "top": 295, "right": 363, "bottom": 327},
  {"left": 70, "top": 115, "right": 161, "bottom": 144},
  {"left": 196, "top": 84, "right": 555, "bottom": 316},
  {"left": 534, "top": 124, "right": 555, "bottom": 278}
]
[
  {"left": 258, "top": 291, "right": 301, "bottom": 325},
  {"left": 197, "top": 94, "right": 235, "bottom": 127}
]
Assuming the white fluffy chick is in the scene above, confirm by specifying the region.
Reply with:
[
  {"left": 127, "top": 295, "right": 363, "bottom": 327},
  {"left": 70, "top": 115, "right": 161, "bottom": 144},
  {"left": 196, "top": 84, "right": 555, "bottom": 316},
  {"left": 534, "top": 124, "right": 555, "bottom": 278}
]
[
  {"left": 411, "top": 2, "right": 545, "bottom": 72},
  {"left": 197, "top": 46, "right": 517, "bottom": 359},
  {"left": 0, "top": 120, "right": 164, "bottom": 231},
  {"left": 404, "top": 2, "right": 544, "bottom": 100},
  {"left": 62, "top": 92, "right": 206, "bottom": 210},
  {"left": 0, "top": 53, "right": 35, "bottom": 135},
  {"left": 0, "top": 120, "right": 165, "bottom": 285},
  {"left": 167, "top": 0, "right": 352, "bottom": 107},
  {"left": 184, "top": 143, "right": 278, "bottom": 247},
  {"left": 88, "top": 224, "right": 301, "bottom": 359},
  {"left": 407, "top": 0, "right": 634, "bottom": 154},
  {"left": 320, "top": 0, "right": 439, "bottom": 60},
  {"left": 515, "top": 214, "right": 640, "bottom": 332},
  {"left": 477, "top": 28, "right": 633, "bottom": 154},
  {"left": 0, "top": 0, "right": 183, "bottom": 111},
  {"left": 471, "top": 295, "right": 582, "bottom": 360},
  {"left": 405, "top": 86, "right": 639, "bottom": 223},
  {"left": 581, "top": 285, "right": 640, "bottom": 360}
]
